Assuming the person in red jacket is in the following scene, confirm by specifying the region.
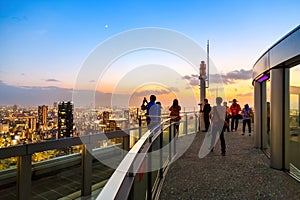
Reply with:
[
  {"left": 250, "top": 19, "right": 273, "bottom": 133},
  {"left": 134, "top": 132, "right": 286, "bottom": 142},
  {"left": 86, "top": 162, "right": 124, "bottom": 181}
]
[
  {"left": 169, "top": 99, "right": 181, "bottom": 134},
  {"left": 230, "top": 99, "right": 241, "bottom": 131}
]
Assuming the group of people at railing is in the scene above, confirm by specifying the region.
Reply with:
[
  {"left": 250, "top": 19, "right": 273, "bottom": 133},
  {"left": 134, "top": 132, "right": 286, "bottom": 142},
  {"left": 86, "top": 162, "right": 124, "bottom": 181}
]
[
  {"left": 140, "top": 94, "right": 253, "bottom": 156},
  {"left": 200, "top": 97, "right": 254, "bottom": 156},
  {"left": 141, "top": 95, "right": 181, "bottom": 132}
]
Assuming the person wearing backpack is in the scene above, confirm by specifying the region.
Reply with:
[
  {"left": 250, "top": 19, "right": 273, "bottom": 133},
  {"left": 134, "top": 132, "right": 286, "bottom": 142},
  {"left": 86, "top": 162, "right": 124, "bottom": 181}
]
[{"left": 241, "top": 104, "right": 253, "bottom": 136}]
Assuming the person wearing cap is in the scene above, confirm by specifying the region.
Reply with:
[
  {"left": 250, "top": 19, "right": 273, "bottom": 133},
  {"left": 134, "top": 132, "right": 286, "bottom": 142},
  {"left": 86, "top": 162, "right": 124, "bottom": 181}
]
[
  {"left": 242, "top": 104, "right": 253, "bottom": 136},
  {"left": 230, "top": 99, "right": 241, "bottom": 131}
]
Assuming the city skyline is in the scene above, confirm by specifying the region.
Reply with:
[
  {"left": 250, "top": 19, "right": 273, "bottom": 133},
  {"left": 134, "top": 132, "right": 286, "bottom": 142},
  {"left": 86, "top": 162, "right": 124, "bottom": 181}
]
[{"left": 1, "top": 0, "right": 300, "bottom": 108}]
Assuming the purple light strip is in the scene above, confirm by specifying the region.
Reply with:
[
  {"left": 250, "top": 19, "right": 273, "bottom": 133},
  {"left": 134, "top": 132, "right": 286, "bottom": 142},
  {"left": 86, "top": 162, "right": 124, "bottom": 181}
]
[{"left": 257, "top": 75, "right": 269, "bottom": 83}]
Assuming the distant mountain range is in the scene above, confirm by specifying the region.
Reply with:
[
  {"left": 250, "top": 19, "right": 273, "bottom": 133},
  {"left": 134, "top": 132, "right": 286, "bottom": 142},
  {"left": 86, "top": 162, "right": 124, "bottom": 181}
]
[{"left": 0, "top": 81, "right": 131, "bottom": 107}]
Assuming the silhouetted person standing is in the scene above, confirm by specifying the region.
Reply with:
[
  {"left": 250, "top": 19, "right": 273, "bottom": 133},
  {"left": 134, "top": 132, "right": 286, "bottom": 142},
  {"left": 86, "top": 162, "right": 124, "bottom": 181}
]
[
  {"left": 201, "top": 98, "right": 211, "bottom": 132},
  {"left": 210, "top": 97, "right": 226, "bottom": 156},
  {"left": 169, "top": 99, "right": 181, "bottom": 134},
  {"left": 230, "top": 99, "right": 241, "bottom": 131},
  {"left": 223, "top": 102, "right": 231, "bottom": 132},
  {"left": 242, "top": 104, "right": 253, "bottom": 136},
  {"left": 144, "top": 95, "right": 156, "bottom": 129}
]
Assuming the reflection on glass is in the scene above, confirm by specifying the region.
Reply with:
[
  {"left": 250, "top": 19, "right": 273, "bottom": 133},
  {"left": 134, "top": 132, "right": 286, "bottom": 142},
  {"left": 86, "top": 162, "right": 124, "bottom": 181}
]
[
  {"left": 263, "top": 80, "right": 271, "bottom": 155},
  {"left": 289, "top": 64, "right": 300, "bottom": 178},
  {"left": 267, "top": 101, "right": 270, "bottom": 147}
]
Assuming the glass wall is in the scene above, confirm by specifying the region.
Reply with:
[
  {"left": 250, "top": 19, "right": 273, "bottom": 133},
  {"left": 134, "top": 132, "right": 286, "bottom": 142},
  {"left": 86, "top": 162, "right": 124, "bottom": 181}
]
[{"left": 289, "top": 64, "right": 300, "bottom": 179}]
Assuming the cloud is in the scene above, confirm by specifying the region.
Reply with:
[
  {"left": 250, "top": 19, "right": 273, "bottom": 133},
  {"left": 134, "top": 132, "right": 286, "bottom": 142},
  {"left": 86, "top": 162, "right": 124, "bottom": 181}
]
[
  {"left": 182, "top": 68, "right": 252, "bottom": 86},
  {"left": 236, "top": 92, "right": 253, "bottom": 97},
  {"left": 0, "top": 83, "right": 72, "bottom": 105},
  {"left": 182, "top": 75, "right": 192, "bottom": 80},
  {"left": 169, "top": 87, "right": 180, "bottom": 92},
  {"left": 45, "top": 78, "right": 60, "bottom": 82},
  {"left": 0, "top": 82, "right": 139, "bottom": 107},
  {"left": 133, "top": 89, "right": 171, "bottom": 97},
  {"left": 210, "top": 74, "right": 235, "bottom": 85},
  {"left": 182, "top": 75, "right": 199, "bottom": 86},
  {"left": 224, "top": 69, "right": 252, "bottom": 80},
  {"left": 89, "top": 80, "right": 96, "bottom": 83}
]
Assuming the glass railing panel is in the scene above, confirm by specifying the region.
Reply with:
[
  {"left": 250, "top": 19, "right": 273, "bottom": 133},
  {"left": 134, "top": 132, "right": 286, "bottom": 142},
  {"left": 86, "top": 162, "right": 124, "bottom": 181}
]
[
  {"left": 0, "top": 156, "right": 18, "bottom": 170},
  {"left": 187, "top": 113, "right": 196, "bottom": 134},
  {"left": 133, "top": 156, "right": 148, "bottom": 199},
  {"left": 0, "top": 156, "right": 17, "bottom": 200},
  {"left": 91, "top": 134, "right": 128, "bottom": 191},
  {"left": 31, "top": 146, "right": 82, "bottom": 199}
]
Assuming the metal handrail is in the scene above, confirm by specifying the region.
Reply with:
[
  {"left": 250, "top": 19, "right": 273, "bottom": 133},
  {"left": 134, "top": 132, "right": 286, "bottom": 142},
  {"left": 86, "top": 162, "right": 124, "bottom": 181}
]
[
  {"left": 0, "top": 130, "right": 128, "bottom": 159},
  {"left": 97, "top": 118, "right": 175, "bottom": 200}
]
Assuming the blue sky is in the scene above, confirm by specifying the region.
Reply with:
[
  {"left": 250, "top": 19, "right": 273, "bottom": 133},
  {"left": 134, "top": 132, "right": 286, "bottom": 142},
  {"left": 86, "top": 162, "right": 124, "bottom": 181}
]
[{"left": 0, "top": 0, "right": 299, "bottom": 106}]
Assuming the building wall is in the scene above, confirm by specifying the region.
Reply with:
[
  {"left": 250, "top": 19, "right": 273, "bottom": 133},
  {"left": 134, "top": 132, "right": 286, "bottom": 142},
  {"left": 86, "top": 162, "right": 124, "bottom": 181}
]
[{"left": 252, "top": 25, "right": 300, "bottom": 180}]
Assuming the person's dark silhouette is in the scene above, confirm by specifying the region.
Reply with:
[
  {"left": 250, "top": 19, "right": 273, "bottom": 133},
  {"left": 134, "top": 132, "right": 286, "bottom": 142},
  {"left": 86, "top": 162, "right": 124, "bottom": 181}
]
[
  {"left": 142, "top": 95, "right": 157, "bottom": 128},
  {"left": 230, "top": 99, "right": 241, "bottom": 131},
  {"left": 242, "top": 104, "right": 253, "bottom": 136},
  {"left": 223, "top": 102, "right": 230, "bottom": 132},
  {"left": 201, "top": 98, "right": 211, "bottom": 132},
  {"left": 210, "top": 97, "right": 226, "bottom": 156},
  {"left": 169, "top": 99, "right": 181, "bottom": 134}
]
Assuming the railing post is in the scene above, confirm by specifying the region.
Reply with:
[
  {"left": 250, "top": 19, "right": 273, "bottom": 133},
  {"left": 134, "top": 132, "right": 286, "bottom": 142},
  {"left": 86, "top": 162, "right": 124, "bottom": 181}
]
[
  {"left": 81, "top": 143, "right": 92, "bottom": 197},
  {"left": 17, "top": 154, "right": 32, "bottom": 200},
  {"left": 184, "top": 113, "right": 188, "bottom": 135},
  {"left": 123, "top": 131, "right": 130, "bottom": 152},
  {"left": 198, "top": 111, "right": 201, "bottom": 131},
  {"left": 139, "top": 116, "right": 142, "bottom": 139},
  {"left": 173, "top": 123, "right": 177, "bottom": 156},
  {"left": 169, "top": 125, "right": 172, "bottom": 161},
  {"left": 195, "top": 114, "right": 198, "bottom": 133},
  {"left": 147, "top": 136, "right": 152, "bottom": 200},
  {"left": 159, "top": 127, "right": 163, "bottom": 179}
]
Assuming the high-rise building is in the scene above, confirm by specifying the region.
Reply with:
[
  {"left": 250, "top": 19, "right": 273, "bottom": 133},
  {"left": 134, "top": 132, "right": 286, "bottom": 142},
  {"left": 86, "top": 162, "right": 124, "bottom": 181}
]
[
  {"left": 13, "top": 104, "right": 17, "bottom": 112},
  {"left": 38, "top": 105, "right": 48, "bottom": 125},
  {"left": 28, "top": 116, "right": 36, "bottom": 131},
  {"left": 58, "top": 101, "right": 73, "bottom": 138}
]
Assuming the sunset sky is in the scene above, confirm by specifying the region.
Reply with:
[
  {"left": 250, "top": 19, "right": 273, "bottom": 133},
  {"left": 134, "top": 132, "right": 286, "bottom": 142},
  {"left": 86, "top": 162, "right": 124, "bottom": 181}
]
[{"left": 1, "top": 0, "right": 300, "bottom": 109}]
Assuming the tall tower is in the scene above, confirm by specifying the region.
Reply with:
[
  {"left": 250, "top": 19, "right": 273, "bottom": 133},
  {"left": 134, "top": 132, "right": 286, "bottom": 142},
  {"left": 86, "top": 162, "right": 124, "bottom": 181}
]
[
  {"left": 58, "top": 101, "right": 74, "bottom": 138},
  {"left": 38, "top": 105, "right": 48, "bottom": 125}
]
